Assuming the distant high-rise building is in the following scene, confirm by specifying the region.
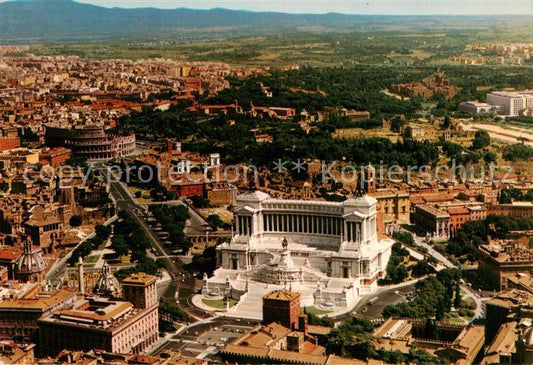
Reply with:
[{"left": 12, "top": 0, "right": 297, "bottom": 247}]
[{"left": 486, "top": 91, "right": 533, "bottom": 116}]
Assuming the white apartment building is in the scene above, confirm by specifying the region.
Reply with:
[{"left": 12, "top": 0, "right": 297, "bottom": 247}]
[
  {"left": 486, "top": 91, "right": 533, "bottom": 116},
  {"left": 459, "top": 101, "right": 496, "bottom": 115}
]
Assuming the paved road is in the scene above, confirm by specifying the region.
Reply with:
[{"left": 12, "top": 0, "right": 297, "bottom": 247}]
[
  {"left": 107, "top": 177, "right": 210, "bottom": 321},
  {"left": 461, "top": 285, "right": 486, "bottom": 319},
  {"left": 335, "top": 282, "right": 417, "bottom": 322},
  {"left": 151, "top": 316, "right": 258, "bottom": 357},
  {"left": 413, "top": 234, "right": 456, "bottom": 269},
  {"left": 109, "top": 180, "right": 174, "bottom": 268}
]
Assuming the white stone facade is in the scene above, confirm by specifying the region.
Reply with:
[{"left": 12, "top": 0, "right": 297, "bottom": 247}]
[
  {"left": 203, "top": 191, "right": 394, "bottom": 315},
  {"left": 486, "top": 91, "right": 533, "bottom": 116}
]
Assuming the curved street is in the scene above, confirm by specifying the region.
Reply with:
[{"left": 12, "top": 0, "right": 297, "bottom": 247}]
[
  {"left": 412, "top": 233, "right": 487, "bottom": 320},
  {"left": 413, "top": 234, "right": 456, "bottom": 269}
]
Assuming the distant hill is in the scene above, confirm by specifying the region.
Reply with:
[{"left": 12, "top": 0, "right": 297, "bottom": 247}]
[{"left": 0, "top": 0, "right": 531, "bottom": 42}]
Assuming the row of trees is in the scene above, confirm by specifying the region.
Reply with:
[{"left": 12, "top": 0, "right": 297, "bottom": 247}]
[
  {"left": 499, "top": 188, "right": 533, "bottom": 203},
  {"left": 379, "top": 234, "right": 435, "bottom": 285},
  {"left": 120, "top": 102, "right": 441, "bottom": 168},
  {"left": 391, "top": 231, "right": 436, "bottom": 275},
  {"left": 190, "top": 195, "right": 211, "bottom": 208},
  {"left": 111, "top": 210, "right": 161, "bottom": 281},
  {"left": 382, "top": 268, "right": 461, "bottom": 320},
  {"left": 503, "top": 144, "right": 533, "bottom": 161},
  {"left": 149, "top": 205, "right": 192, "bottom": 254},
  {"left": 159, "top": 302, "right": 188, "bottom": 332},
  {"left": 149, "top": 184, "right": 176, "bottom": 202},
  {"left": 392, "top": 231, "right": 415, "bottom": 246},
  {"left": 185, "top": 245, "right": 218, "bottom": 276},
  {"left": 206, "top": 214, "right": 231, "bottom": 231},
  {"left": 380, "top": 243, "right": 409, "bottom": 284}
]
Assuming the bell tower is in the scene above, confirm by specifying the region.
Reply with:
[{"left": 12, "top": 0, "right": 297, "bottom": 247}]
[{"left": 363, "top": 164, "right": 376, "bottom": 193}]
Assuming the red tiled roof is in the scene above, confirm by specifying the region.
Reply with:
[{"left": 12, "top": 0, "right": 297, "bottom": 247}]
[
  {"left": 448, "top": 207, "right": 470, "bottom": 215},
  {"left": 0, "top": 249, "right": 22, "bottom": 261}
]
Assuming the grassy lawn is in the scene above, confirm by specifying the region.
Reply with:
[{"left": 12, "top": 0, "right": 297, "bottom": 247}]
[
  {"left": 128, "top": 186, "right": 153, "bottom": 203},
  {"left": 302, "top": 306, "right": 332, "bottom": 316},
  {"left": 83, "top": 255, "right": 100, "bottom": 268},
  {"left": 444, "top": 306, "right": 475, "bottom": 323},
  {"left": 97, "top": 240, "right": 109, "bottom": 250},
  {"left": 443, "top": 312, "right": 466, "bottom": 324},
  {"left": 462, "top": 315, "right": 474, "bottom": 322},
  {"left": 84, "top": 255, "right": 99, "bottom": 264},
  {"left": 191, "top": 240, "right": 219, "bottom": 255},
  {"left": 120, "top": 255, "right": 132, "bottom": 264},
  {"left": 462, "top": 296, "right": 477, "bottom": 310},
  {"left": 191, "top": 242, "right": 208, "bottom": 255},
  {"left": 202, "top": 298, "right": 237, "bottom": 309}
]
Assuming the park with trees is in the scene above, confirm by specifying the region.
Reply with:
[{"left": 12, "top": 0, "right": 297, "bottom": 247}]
[
  {"left": 382, "top": 268, "right": 462, "bottom": 320},
  {"left": 444, "top": 215, "right": 533, "bottom": 264},
  {"left": 67, "top": 211, "right": 161, "bottom": 280},
  {"left": 325, "top": 316, "right": 440, "bottom": 363},
  {"left": 149, "top": 205, "right": 192, "bottom": 254}
]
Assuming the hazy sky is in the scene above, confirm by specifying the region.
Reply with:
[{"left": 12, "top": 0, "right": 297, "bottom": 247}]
[{"left": 67, "top": 1, "right": 531, "bottom": 15}]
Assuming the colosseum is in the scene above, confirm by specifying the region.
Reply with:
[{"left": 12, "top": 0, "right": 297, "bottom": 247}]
[{"left": 44, "top": 125, "right": 136, "bottom": 160}]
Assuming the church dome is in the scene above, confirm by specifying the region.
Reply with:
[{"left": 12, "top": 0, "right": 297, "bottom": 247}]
[
  {"left": 94, "top": 261, "right": 121, "bottom": 297},
  {"left": 16, "top": 239, "right": 45, "bottom": 275},
  {"left": 523, "top": 326, "right": 533, "bottom": 348}
]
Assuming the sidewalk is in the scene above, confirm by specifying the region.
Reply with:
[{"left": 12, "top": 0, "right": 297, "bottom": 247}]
[{"left": 413, "top": 234, "right": 457, "bottom": 269}]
